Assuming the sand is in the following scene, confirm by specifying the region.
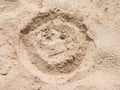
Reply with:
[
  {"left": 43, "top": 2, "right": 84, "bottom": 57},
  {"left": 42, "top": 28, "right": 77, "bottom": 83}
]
[{"left": 0, "top": 0, "right": 120, "bottom": 90}]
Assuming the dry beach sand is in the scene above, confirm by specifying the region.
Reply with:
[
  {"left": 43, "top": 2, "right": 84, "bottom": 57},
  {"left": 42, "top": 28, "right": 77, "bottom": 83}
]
[{"left": 0, "top": 0, "right": 120, "bottom": 90}]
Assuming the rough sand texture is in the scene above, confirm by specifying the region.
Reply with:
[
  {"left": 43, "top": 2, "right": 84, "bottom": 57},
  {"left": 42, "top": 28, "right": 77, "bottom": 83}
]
[{"left": 0, "top": 0, "right": 120, "bottom": 90}]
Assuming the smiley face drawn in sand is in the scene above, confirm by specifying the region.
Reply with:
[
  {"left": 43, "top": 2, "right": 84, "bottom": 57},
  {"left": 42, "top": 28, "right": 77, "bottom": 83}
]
[{"left": 18, "top": 8, "right": 94, "bottom": 84}]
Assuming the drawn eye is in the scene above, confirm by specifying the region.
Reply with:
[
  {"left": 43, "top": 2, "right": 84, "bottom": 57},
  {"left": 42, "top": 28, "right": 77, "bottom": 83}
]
[{"left": 59, "top": 34, "right": 66, "bottom": 40}]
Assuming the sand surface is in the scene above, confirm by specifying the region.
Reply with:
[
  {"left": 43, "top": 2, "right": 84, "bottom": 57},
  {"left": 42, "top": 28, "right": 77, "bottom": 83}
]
[{"left": 0, "top": 0, "right": 120, "bottom": 90}]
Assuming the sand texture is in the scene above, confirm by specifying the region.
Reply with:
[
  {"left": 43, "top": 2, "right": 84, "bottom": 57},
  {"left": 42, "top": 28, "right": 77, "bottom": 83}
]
[{"left": 0, "top": 0, "right": 120, "bottom": 90}]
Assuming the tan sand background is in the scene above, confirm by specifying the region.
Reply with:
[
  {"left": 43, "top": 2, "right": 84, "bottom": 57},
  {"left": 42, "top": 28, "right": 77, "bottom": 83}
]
[{"left": 0, "top": 0, "right": 120, "bottom": 90}]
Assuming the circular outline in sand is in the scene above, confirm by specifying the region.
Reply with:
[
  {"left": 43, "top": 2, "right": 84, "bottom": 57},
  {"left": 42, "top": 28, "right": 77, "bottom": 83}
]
[{"left": 17, "top": 8, "right": 94, "bottom": 84}]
